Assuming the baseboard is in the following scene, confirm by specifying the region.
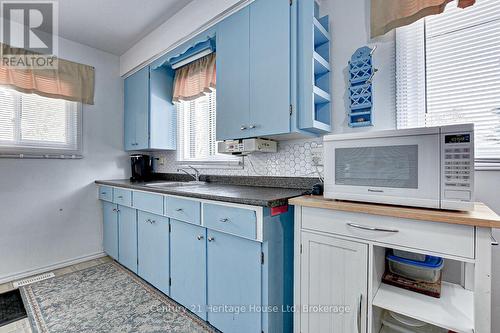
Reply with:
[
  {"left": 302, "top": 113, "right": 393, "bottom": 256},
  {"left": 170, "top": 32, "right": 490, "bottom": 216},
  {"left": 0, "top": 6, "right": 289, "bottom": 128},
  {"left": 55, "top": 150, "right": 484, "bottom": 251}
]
[{"left": 0, "top": 252, "right": 106, "bottom": 285}]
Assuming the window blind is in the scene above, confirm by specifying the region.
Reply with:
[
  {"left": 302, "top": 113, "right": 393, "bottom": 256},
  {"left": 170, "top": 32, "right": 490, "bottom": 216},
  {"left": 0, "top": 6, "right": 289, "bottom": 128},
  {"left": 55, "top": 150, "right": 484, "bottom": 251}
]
[
  {"left": 0, "top": 87, "right": 81, "bottom": 155},
  {"left": 176, "top": 90, "right": 236, "bottom": 163},
  {"left": 396, "top": 0, "right": 500, "bottom": 161}
]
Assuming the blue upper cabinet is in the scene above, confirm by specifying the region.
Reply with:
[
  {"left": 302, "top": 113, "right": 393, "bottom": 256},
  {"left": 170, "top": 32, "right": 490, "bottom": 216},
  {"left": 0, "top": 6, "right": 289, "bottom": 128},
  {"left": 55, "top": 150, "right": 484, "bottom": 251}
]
[
  {"left": 249, "top": 0, "right": 291, "bottom": 138},
  {"left": 215, "top": 0, "right": 330, "bottom": 141},
  {"left": 124, "top": 67, "right": 148, "bottom": 151},
  {"left": 124, "top": 66, "right": 176, "bottom": 151},
  {"left": 216, "top": 1, "right": 291, "bottom": 141},
  {"left": 216, "top": 7, "right": 251, "bottom": 140}
]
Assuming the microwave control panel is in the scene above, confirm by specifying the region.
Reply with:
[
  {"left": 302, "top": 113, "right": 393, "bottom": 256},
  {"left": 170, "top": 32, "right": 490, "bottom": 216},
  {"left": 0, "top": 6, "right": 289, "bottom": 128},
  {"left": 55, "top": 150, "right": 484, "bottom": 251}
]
[{"left": 442, "top": 132, "right": 474, "bottom": 201}]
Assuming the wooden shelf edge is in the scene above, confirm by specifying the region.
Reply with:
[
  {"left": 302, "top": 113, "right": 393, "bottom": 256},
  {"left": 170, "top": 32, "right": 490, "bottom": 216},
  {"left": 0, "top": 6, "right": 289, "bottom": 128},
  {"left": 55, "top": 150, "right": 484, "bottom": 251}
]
[
  {"left": 288, "top": 196, "right": 500, "bottom": 228},
  {"left": 372, "top": 282, "right": 474, "bottom": 333}
]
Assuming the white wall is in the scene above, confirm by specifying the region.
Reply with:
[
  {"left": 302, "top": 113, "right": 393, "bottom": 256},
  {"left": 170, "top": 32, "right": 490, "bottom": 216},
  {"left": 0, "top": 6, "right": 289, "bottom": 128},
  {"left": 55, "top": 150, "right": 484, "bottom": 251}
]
[
  {"left": 120, "top": 0, "right": 249, "bottom": 76},
  {"left": 0, "top": 37, "right": 127, "bottom": 283}
]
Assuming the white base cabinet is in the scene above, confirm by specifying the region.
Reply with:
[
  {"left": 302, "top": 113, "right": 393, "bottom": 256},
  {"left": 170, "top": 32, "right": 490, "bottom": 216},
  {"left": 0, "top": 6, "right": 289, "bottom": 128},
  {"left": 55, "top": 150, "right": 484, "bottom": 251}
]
[{"left": 293, "top": 205, "right": 493, "bottom": 333}]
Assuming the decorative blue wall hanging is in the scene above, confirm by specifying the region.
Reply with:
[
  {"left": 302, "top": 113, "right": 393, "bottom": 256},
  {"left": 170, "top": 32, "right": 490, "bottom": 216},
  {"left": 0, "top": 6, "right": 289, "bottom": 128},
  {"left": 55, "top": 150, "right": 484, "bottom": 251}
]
[{"left": 348, "top": 46, "right": 377, "bottom": 127}]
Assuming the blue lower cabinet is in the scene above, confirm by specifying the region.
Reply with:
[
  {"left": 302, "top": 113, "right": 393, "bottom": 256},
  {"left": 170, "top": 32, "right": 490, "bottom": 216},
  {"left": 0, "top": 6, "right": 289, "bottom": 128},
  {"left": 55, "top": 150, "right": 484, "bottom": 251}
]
[
  {"left": 207, "top": 230, "right": 262, "bottom": 333},
  {"left": 137, "top": 211, "right": 170, "bottom": 295},
  {"left": 170, "top": 220, "right": 207, "bottom": 319},
  {"left": 102, "top": 202, "right": 118, "bottom": 260},
  {"left": 118, "top": 205, "right": 138, "bottom": 273}
]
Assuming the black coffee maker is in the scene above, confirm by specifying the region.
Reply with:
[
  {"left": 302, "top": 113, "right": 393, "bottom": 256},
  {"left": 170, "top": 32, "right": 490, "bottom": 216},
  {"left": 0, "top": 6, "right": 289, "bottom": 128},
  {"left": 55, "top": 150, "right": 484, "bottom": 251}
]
[{"left": 130, "top": 154, "right": 153, "bottom": 182}]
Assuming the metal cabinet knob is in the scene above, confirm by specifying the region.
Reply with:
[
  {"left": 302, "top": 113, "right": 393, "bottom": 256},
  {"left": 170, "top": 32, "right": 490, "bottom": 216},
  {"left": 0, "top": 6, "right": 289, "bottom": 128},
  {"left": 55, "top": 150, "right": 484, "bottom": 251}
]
[
  {"left": 116, "top": 209, "right": 120, "bottom": 213},
  {"left": 117, "top": 196, "right": 123, "bottom": 199},
  {"left": 112, "top": 208, "right": 117, "bottom": 212},
  {"left": 101, "top": 192, "right": 106, "bottom": 195},
  {"left": 219, "top": 218, "right": 230, "bottom": 223},
  {"left": 150, "top": 220, "right": 156, "bottom": 224},
  {"left": 249, "top": 125, "right": 256, "bottom": 129},
  {"left": 240, "top": 125, "right": 247, "bottom": 130},
  {"left": 208, "top": 236, "right": 215, "bottom": 242},
  {"left": 197, "top": 235, "right": 204, "bottom": 240},
  {"left": 175, "top": 208, "right": 183, "bottom": 212}
]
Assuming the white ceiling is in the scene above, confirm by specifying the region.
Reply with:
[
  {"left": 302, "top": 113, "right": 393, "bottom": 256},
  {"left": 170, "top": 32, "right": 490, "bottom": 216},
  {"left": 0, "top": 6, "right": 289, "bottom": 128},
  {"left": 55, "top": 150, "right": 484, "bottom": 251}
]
[{"left": 55, "top": 0, "right": 193, "bottom": 55}]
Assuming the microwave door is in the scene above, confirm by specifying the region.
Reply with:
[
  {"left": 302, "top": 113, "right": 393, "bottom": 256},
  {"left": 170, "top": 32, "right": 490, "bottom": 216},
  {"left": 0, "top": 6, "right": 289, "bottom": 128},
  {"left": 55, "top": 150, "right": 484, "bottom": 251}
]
[{"left": 327, "top": 134, "right": 440, "bottom": 208}]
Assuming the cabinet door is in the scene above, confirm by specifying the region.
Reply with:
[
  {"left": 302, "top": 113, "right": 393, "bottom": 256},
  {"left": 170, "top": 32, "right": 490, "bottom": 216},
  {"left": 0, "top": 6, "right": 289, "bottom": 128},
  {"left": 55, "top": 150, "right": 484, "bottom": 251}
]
[
  {"left": 124, "top": 66, "right": 149, "bottom": 151},
  {"left": 207, "top": 230, "right": 261, "bottom": 333},
  {"left": 149, "top": 66, "right": 176, "bottom": 150},
  {"left": 249, "top": 0, "right": 291, "bottom": 137},
  {"left": 170, "top": 220, "right": 207, "bottom": 319},
  {"left": 118, "top": 205, "right": 138, "bottom": 273},
  {"left": 216, "top": 6, "right": 251, "bottom": 140},
  {"left": 102, "top": 202, "right": 118, "bottom": 260},
  {"left": 300, "top": 232, "right": 368, "bottom": 333},
  {"left": 137, "top": 211, "right": 170, "bottom": 295}
]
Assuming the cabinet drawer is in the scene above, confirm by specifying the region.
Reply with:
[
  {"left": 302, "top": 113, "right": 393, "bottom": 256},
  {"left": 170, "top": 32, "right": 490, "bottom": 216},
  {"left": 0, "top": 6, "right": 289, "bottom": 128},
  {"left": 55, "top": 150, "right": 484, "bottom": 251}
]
[
  {"left": 133, "top": 191, "right": 164, "bottom": 215},
  {"left": 98, "top": 186, "right": 113, "bottom": 202},
  {"left": 166, "top": 197, "right": 200, "bottom": 224},
  {"left": 113, "top": 188, "right": 132, "bottom": 207},
  {"left": 301, "top": 207, "right": 475, "bottom": 259},
  {"left": 204, "top": 203, "right": 257, "bottom": 239}
]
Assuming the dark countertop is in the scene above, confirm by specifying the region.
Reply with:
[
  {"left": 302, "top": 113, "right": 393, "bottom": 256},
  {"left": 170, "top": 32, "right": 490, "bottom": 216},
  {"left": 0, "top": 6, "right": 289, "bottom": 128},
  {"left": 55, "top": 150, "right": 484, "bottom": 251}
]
[{"left": 95, "top": 179, "right": 309, "bottom": 208}]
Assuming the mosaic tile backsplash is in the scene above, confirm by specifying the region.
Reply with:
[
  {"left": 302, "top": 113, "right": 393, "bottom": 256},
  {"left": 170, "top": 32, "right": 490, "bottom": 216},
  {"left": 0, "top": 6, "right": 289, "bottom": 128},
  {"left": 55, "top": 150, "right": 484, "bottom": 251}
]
[{"left": 153, "top": 137, "right": 324, "bottom": 178}]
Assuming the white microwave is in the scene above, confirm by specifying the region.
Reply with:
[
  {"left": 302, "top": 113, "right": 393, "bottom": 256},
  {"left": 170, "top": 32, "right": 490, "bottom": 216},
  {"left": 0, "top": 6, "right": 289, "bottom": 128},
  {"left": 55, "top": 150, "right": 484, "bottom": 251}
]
[{"left": 324, "top": 124, "right": 474, "bottom": 211}]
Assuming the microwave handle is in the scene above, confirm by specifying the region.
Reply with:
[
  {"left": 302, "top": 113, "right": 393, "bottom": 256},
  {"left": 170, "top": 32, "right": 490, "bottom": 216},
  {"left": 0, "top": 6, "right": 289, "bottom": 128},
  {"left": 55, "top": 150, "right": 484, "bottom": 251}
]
[{"left": 347, "top": 222, "right": 399, "bottom": 233}]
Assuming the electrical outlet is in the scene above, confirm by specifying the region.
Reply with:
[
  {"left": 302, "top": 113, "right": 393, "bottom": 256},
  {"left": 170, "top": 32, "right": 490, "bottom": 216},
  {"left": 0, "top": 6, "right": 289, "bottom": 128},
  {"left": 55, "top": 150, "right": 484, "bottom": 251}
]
[
  {"left": 311, "top": 147, "right": 323, "bottom": 166},
  {"left": 158, "top": 157, "right": 166, "bottom": 166}
]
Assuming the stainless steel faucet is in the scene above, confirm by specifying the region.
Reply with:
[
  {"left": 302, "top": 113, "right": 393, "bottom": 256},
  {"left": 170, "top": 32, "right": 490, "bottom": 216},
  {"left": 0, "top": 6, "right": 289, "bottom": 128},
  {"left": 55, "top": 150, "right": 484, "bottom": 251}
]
[{"left": 177, "top": 165, "right": 201, "bottom": 182}]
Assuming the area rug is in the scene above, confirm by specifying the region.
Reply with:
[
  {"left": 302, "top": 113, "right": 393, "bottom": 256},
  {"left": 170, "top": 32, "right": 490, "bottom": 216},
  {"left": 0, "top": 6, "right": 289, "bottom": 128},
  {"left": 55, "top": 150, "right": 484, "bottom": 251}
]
[
  {"left": 0, "top": 289, "right": 27, "bottom": 326},
  {"left": 20, "top": 262, "right": 218, "bottom": 333}
]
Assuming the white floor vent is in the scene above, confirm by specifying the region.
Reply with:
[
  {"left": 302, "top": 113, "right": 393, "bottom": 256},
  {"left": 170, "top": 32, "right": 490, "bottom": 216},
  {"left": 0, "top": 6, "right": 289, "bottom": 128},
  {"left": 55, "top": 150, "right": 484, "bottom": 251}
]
[{"left": 13, "top": 272, "right": 55, "bottom": 288}]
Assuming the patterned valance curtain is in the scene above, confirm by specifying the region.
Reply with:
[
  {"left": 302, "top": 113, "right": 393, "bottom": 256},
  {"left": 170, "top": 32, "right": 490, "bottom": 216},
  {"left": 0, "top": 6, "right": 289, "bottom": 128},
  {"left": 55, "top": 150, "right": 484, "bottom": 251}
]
[
  {"left": 0, "top": 43, "right": 95, "bottom": 104},
  {"left": 172, "top": 53, "right": 216, "bottom": 103},
  {"left": 371, "top": 0, "right": 476, "bottom": 38}
]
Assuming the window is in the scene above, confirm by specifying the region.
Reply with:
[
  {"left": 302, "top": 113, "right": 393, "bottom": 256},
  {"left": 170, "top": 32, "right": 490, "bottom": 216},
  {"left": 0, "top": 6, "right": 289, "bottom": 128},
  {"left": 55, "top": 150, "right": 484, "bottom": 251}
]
[
  {"left": 0, "top": 87, "right": 81, "bottom": 155},
  {"left": 396, "top": 0, "right": 500, "bottom": 164},
  {"left": 176, "top": 90, "right": 238, "bottom": 164}
]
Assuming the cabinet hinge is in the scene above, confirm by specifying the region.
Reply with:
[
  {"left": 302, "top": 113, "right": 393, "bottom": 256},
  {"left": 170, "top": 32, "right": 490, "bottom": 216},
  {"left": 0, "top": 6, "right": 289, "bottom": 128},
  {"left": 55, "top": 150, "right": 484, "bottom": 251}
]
[
  {"left": 261, "top": 252, "right": 265, "bottom": 265},
  {"left": 169, "top": 277, "right": 172, "bottom": 286},
  {"left": 289, "top": 104, "right": 293, "bottom": 116}
]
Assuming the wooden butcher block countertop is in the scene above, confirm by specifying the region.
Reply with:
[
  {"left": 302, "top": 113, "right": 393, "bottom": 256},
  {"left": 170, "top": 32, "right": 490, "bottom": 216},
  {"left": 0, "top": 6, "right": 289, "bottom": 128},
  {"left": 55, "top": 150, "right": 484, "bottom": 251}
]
[{"left": 289, "top": 195, "right": 500, "bottom": 228}]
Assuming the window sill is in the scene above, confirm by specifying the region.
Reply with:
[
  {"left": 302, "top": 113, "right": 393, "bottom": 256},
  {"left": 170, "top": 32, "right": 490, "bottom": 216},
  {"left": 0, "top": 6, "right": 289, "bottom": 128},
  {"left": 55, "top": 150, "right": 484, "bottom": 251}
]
[{"left": 176, "top": 159, "right": 243, "bottom": 170}]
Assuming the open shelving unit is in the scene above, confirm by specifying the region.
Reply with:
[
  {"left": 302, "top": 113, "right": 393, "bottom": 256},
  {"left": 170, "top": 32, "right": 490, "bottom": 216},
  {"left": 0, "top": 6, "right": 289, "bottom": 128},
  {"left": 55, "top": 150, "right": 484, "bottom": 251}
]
[
  {"left": 369, "top": 245, "right": 479, "bottom": 333},
  {"left": 298, "top": 0, "right": 332, "bottom": 134},
  {"left": 373, "top": 282, "right": 474, "bottom": 333}
]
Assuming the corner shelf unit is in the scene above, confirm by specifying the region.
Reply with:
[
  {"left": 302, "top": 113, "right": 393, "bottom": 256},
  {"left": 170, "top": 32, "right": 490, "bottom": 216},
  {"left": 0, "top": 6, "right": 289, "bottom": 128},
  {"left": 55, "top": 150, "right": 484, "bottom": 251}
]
[{"left": 298, "top": 0, "right": 332, "bottom": 134}]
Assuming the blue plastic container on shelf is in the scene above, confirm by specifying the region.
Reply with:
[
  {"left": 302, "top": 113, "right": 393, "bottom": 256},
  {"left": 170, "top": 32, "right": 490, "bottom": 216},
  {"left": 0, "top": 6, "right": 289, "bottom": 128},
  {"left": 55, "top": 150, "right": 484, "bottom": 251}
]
[{"left": 386, "top": 254, "right": 444, "bottom": 283}]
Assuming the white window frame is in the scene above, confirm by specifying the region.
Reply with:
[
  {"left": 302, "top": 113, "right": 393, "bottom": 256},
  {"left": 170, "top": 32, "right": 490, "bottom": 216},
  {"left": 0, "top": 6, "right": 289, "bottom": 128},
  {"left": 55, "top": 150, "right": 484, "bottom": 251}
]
[
  {"left": 395, "top": 0, "right": 500, "bottom": 170},
  {"left": 0, "top": 88, "right": 83, "bottom": 158},
  {"left": 175, "top": 91, "right": 241, "bottom": 168}
]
